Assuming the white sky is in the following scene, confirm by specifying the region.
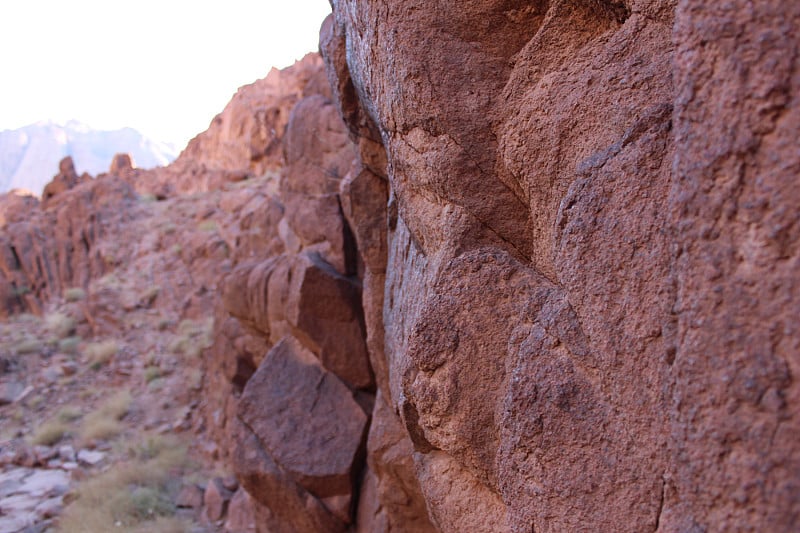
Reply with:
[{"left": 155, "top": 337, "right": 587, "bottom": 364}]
[{"left": 0, "top": 0, "right": 332, "bottom": 149}]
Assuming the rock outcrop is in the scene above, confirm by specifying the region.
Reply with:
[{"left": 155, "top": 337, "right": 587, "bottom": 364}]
[
  {"left": 316, "top": 0, "right": 800, "bottom": 531},
  {"left": 0, "top": 2, "right": 797, "bottom": 531}
]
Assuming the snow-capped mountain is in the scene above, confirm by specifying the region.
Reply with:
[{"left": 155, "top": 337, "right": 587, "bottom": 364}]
[{"left": 0, "top": 121, "right": 178, "bottom": 194}]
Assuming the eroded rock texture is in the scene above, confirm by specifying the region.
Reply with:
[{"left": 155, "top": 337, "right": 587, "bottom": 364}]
[{"left": 318, "top": 0, "right": 800, "bottom": 531}]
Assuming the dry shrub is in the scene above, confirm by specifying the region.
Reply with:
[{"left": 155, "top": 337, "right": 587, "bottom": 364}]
[
  {"left": 57, "top": 405, "right": 83, "bottom": 422},
  {"left": 45, "top": 312, "right": 76, "bottom": 338},
  {"left": 30, "top": 419, "right": 69, "bottom": 446},
  {"left": 85, "top": 340, "right": 119, "bottom": 368},
  {"left": 168, "top": 318, "right": 214, "bottom": 359},
  {"left": 64, "top": 287, "right": 86, "bottom": 302},
  {"left": 80, "top": 390, "right": 132, "bottom": 443},
  {"left": 144, "top": 366, "right": 162, "bottom": 383},
  {"left": 59, "top": 436, "right": 188, "bottom": 533},
  {"left": 13, "top": 337, "right": 42, "bottom": 355},
  {"left": 58, "top": 336, "right": 82, "bottom": 354}
]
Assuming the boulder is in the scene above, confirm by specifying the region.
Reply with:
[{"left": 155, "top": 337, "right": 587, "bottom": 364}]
[{"left": 236, "top": 335, "right": 368, "bottom": 526}]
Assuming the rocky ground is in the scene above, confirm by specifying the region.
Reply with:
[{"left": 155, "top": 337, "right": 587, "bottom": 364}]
[
  {"left": 0, "top": 54, "right": 326, "bottom": 533},
  {"left": 0, "top": 172, "right": 284, "bottom": 532}
]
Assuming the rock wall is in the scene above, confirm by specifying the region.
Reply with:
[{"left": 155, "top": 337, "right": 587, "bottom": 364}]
[
  {"left": 1, "top": 2, "right": 797, "bottom": 530},
  {"left": 314, "top": 0, "right": 799, "bottom": 531}
]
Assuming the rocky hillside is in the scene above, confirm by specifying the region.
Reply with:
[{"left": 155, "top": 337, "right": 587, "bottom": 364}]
[
  {"left": 0, "top": 121, "right": 176, "bottom": 195},
  {"left": 1, "top": 1, "right": 799, "bottom": 532}
]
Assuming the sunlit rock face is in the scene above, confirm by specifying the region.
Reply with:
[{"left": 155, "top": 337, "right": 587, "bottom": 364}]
[
  {"left": 3, "top": 3, "right": 797, "bottom": 529},
  {"left": 320, "top": 0, "right": 800, "bottom": 531}
]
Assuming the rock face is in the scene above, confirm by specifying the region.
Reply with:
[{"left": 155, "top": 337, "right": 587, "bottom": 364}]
[
  {"left": 0, "top": 3, "right": 797, "bottom": 531},
  {"left": 0, "top": 157, "right": 137, "bottom": 317},
  {"left": 318, "top": 0, "right": 800, "bottom": 531}
]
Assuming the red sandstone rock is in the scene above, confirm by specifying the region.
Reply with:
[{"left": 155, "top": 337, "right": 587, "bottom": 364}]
[
  {"left": 231, "top": 417, "right": 346, "bottom": 533},
  {"left": 205, "top": 477, "right": 234, "bottom": 522},
  {"left": 176, "top": 483, "right": 205, "bottom": 509},
  {"left": 236, "top": 335, "right": 368, "bottom": 523},
  {"left": 41, "top": 157, "right": 88, "bottom": 205},
  {"left": 322, "top": 0, "right": 800, "bottom": 531},
  {"left": 224, "top": 488, "right": 256, "bottom": 533},
  {"left": 359, "top": 392, "right": 436, "bottom": 532}
]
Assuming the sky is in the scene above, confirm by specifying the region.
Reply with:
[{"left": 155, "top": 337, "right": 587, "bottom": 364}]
[{"left": 0, "top": 0, "right": 332, "bottom": 149}]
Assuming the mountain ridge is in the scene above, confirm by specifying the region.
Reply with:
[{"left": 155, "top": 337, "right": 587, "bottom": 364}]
[{"left": 0, "top": 121, "right": 177, "bottom": 195}]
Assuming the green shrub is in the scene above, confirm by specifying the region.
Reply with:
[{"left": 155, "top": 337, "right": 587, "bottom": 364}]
[
  {"left": 64, "top": 287, "right": 86, "bottom": 302},
  {"left": 59, "top": 435, "right": 188, "bottom": 533}
]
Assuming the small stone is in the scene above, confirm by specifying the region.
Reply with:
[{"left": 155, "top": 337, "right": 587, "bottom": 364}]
[
  {"left": 61, "top": 461, "right": 79, "bottom": 471},
  {"left": 0, "top": 514, "right": 30, "bottom": 533},
  {"left": 202, "top": 441, "right": 219, "bottom": 460},
  {"left": 176, "top": 483, "right": 204, "bottom": 509},
  {"left": 41, "top": 366, "right": 64, "bottom": 383},
  {"left": 204, "top": 477, "right": 233, "bottom": 522},
  {"left": 58, "top": 445, "right": 76, "bottom": 462},
  {"left": 0, "top": 467, "right": 29, "bottom": 485},
  {"left": 1, "top": 491, "right": 40, "bottom": 512},
  {"left": 0, "top": 478, "right": 23, "bottom": 499},
  {"left": 0, "top": 448, "right": 16, "bottom": 466},
  {"left": 0, "top": 381, "right": 25, "bottom": 405},
  {"left": 61, "top": 361, "right": 79, "bottom": 376},
  {"left": 34, "top": 445, "right": 57, "bottom": 463},
  {"left": 76, "top": 449, "right": 105, "bottom": 466}
]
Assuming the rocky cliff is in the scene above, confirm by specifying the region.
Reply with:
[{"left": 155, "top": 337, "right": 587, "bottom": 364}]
[
  {"left": 0, "top": 2, "right": 798, "bottom": 532},
  {"left": 312, "top": 0, "right": 798, "bottom": 531}
]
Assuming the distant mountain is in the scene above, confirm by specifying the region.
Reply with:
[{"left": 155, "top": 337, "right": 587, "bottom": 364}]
[{"left": 0, "top": 121, "right": 178, "bottom": 194}]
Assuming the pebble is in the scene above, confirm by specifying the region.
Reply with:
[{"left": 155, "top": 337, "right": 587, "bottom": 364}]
[
  {"left": 0, "top": 381, "right": 25, "bottom": 405},
  {"left": 58, "top": 445, "right": 76, "bottom": 462},
  {"left": 76, "top": 449, "right": 105, "bottom": 466}
]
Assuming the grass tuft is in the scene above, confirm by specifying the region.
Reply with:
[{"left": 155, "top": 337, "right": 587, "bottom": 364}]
[
  {"left": 14, "top": 337, "right": 42, "bottom": 355},
  {"left": 58, "top": 336, "right": 82, "bottom": 354},
  {"left": 30, "top": 419, "right": 69, "bottom": 446},
  {"left": 85, "top": 340, "right": 119, "bottom": 368},
  {"left": 80, "top": 390, "right": 132, "bottom": 443},
  {"left": 64, "top": 287, "right": 87, "bottom": 302},
  {"left": 45, "top": 312, "right": 76, "bottom": 338},
  {"left": 59, "top": 435, "right": 189, "bottom": 533}
]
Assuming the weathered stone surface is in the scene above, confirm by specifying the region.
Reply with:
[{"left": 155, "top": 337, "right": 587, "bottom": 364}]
[
  {"left": 0, "top": 174, "right": 138, "bottom": 317},
  {"left": 225, "top": 251, "right": 371, "bottom": 390},
  {"left": 237, "top": 335, "right": 367, "bottom": 513},
  {"left": 205, "top": 477, "right": 234, "bottom": 522},
  {"left": 360, "top": 392, "right": 436, "bottom": 533},
  {"left": 176, "top": 483, "right": 205, "bottom": 509},
  {"left": 0, "top": 381, "right": 25, "bottom": 405},
  {"left": 41, "top": 157, "right": 88, "bottom": 205},
  {"left": 224, "top": 487, "right": 256, "bottom": 533},
  {"left": 322, "top": 0, "right": 800, "bottom": 530},
  {"left": 280, "top": 94, "right": 358, "bottom": 276},
  {"left": 231, "top": 418, "right": 346, "bottom": 533}
]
